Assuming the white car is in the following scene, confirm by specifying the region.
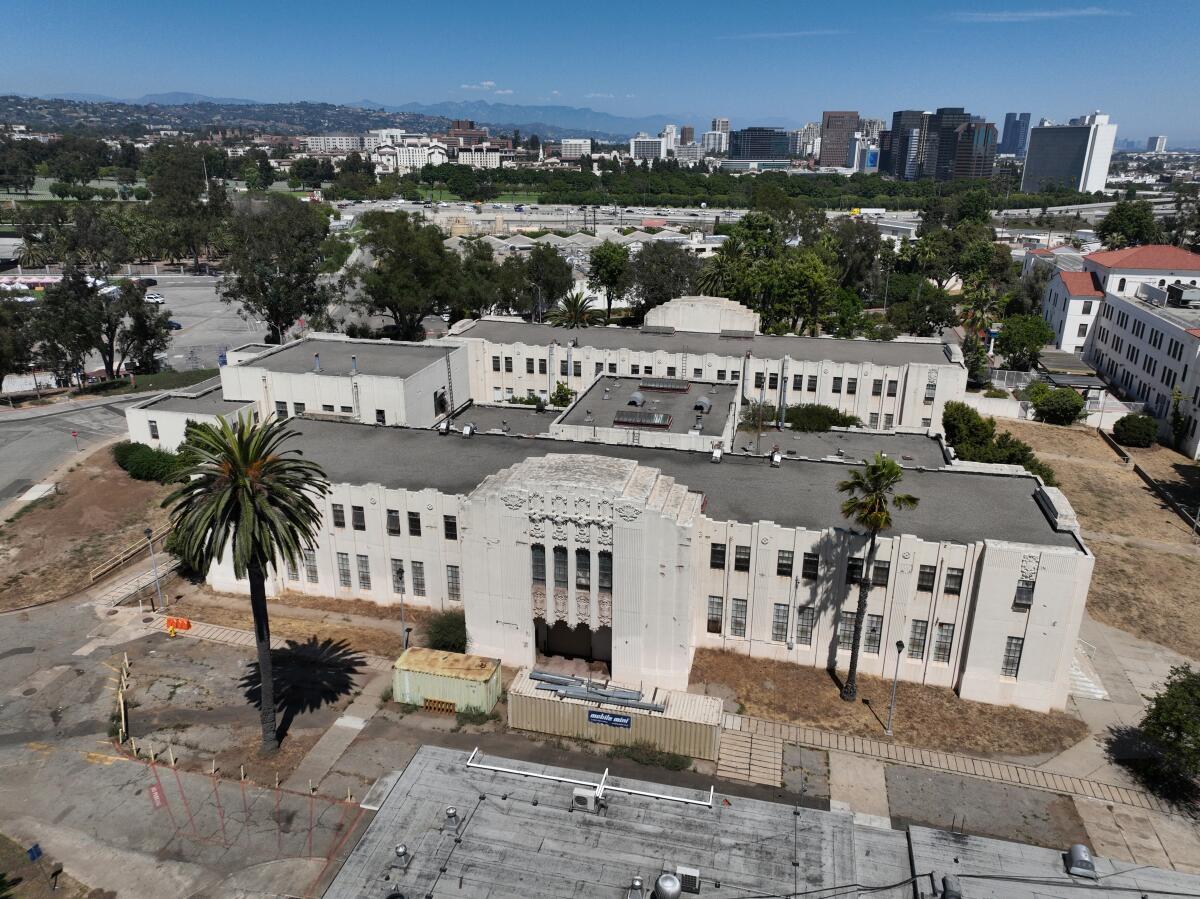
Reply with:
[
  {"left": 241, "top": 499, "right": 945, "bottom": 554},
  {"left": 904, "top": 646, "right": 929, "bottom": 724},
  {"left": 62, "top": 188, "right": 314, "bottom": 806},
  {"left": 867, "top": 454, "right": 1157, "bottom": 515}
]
[{"left": 144, "top": 293, "right": 165, "bottom": 304}]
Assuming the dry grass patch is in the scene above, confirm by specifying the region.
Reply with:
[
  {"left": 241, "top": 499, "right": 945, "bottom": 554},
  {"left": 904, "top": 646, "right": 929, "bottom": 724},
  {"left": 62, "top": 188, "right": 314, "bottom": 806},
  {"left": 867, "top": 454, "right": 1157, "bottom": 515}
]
[
  {"left": 691, "top": 649, "right": 1086, "bottom": 757},
  {"left": 0, "top": 449, "right": 171, "bottom": 611},
  {"left": 997, "top": 420, "right": 1120, "bottom": 465},
  {"left": 1088, "top": 543, "right": 1200, "bottom": 662},
  {"left": 1126, "top": 442, "right": 1200, "bottom": 512}
]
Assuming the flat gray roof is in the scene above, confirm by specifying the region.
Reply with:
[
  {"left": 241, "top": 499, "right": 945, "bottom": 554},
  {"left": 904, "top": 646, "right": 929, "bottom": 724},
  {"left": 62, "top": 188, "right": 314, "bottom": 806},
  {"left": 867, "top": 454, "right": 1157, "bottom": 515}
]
[
  {"left": 451, "top": 404, "right": 553, "bottom": 436},
  {"left": 459, "top": 320, "right": 956, "bottom": 366},
  {"left": 143, "top": 389, "right": 254, "bottom": 416},
  {"left": 324, "top": 746, "right": 911, "bottom": 899},
  {"left": 286, "top": 419, "right": 1078, "bottom": 548},
  {"left": 245, "top": 338, "right": 453, "bottom": 379},
  {"left": 559, "top": 376, "right": 735, "bottom": 437},
  {"left": 740, "top": 428, "right": 949, "bottom": 469}
]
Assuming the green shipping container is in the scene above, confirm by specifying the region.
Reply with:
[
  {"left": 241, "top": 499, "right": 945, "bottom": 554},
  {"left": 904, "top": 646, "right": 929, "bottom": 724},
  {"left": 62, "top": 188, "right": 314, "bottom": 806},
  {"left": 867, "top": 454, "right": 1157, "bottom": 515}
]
[{"left": 392, "top": 648, "right": 502, "bottom": 714}]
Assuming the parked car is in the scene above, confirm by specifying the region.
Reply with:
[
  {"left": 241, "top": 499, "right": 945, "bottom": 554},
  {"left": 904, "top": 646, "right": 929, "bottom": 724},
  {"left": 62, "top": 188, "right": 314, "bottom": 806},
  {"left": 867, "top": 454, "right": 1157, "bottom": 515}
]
[
  {"left": 166, "top": 320, "right": 183, "bottom": 330},
  {"left": 132, "top": 277, "right": 158, "bottom": 287},
  {"left": 144, "top": 293, "right": 165, "bottom": 304}
]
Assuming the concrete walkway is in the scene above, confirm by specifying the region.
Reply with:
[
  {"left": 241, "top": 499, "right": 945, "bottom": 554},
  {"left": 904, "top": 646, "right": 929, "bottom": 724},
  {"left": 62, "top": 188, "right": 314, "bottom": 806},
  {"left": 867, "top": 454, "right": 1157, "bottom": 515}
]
[
  {"left": 716, "top": 730, "right": 782, "bottom": 786},
  {"left": 723, "top": 712, "right": 1175, "bottom": 814},
  {"left": 1083, "top": 530, "right": 1200, "bottom": 558},
  {"left": 828, "top": 752, "right": 891, "bottom": 828}
]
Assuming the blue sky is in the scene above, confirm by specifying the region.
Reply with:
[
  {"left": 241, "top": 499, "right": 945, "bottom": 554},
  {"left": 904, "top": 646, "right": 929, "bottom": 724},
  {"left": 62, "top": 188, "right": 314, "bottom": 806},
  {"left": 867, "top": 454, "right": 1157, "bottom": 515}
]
[{"left": 5, "top": 0, "right": 1198, "bottom": 143}]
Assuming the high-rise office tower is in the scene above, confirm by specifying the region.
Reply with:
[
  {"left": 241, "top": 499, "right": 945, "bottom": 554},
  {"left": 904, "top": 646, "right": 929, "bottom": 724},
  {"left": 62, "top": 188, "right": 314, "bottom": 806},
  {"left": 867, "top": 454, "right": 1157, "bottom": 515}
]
[
  {"left": 880, "top": 110, "right": 930, "bottom": 180},
  {"left": 711, "top": 117, "right": 730, "bottom": 134},
  {"left": 701, "top": 130, "right": 728, "bottom": 154},
  {"left": 859, "top": 117, "right": 885, "bottom": 142},
  {"left": 1021, "top": 112, "right": 1118, "bottom": 193},
  {"left": 680, "top": 125, "right": 695, "bottom": 145},
  {"left": 921, "top": 107, "right": 973, "bottom": 180},
  {"left": 728, "top": 127, "right": 790, "bottom": 160},
  {"left": 660, "top": 124, "right": 678, "bottom": 150},
  {"left": 819, "top": 110, "right": 860, "bottom": 167},
  {"left": 951, "top": 120, "right": 998, "bottom": 179},
  {"left": 999, "top": 112, "right": 1031, "bottom": 157},
  {"left": 1146, "top": 135, "right": 1167, "bottom": 153}
]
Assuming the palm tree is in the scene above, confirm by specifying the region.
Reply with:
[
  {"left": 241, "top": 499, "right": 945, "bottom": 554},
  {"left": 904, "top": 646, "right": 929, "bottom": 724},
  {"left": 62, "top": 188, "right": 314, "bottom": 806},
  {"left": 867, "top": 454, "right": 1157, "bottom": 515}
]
[
  {"left": 836, "top": 454, "right": 919, "bottom": 702},
  {"left": 960, "top": 280, "right": 1000, "bottom": 336},
  {"left": 163, "top": 415, "right": 329, "bottom": 751},
  {"left": 547, "top": 290, "right": 602, "bottom": 328}
]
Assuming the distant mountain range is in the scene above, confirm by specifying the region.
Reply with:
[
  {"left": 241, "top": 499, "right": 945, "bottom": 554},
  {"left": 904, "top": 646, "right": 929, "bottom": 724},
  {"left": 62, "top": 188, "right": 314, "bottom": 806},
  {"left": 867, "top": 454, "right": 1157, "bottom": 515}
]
[
  {"left": 48, "top": 91, "right": 260, "bottom": 106},
  {"left": 351, "top": 99, "right": 680, "bottom": 139}
]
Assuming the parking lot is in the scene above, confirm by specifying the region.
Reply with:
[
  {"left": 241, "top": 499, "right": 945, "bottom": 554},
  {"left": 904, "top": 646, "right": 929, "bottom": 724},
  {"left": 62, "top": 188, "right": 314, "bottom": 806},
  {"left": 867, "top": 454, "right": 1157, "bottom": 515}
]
[{"left": 136, "top": 275, "right": 267, "bottom": 371}]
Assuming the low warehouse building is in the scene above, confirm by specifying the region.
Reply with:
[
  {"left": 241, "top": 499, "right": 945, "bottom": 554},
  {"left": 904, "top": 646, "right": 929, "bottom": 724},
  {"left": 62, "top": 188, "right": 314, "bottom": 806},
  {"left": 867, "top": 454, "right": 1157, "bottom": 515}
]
[{"left": 392, "top": 647, "right": 501, "bottom": 714}]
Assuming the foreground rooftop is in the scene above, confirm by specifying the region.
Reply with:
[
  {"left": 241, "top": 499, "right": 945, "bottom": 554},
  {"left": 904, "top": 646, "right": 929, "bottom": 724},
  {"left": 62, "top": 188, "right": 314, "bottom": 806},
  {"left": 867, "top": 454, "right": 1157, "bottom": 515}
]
[
  {"left": 559, "top": 376, "right": 736, "bottom": 437},
  {"left": 286, "top": 419, "right": 1078, "bottom": 548},
  {"left": 239, "top": 337, "right": 453, "bottom": 379}
]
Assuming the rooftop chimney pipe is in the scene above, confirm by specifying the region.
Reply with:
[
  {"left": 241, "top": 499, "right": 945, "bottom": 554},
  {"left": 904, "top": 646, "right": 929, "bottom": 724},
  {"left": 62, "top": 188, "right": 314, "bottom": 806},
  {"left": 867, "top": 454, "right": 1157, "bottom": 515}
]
[
  {"left": 351, "top": 354, "right": 357, "bottom": 373},
  {"left": 313, "top": 353, "right": 321, "bottom": 372}
]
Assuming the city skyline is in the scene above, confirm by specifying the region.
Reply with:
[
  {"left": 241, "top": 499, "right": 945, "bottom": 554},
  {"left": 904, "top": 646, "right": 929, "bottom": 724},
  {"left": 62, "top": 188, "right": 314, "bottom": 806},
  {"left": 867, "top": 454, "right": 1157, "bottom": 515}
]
[{"left": 3, "top": 0, "right": 1197, "bottom": 143}]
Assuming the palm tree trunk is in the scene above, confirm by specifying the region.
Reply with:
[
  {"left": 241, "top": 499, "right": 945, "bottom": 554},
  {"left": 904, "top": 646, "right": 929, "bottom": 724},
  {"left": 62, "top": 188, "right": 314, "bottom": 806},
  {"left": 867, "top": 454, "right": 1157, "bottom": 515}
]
[
  {"left": 248, "top": 561, "right": 279, "bottom": 751},
  {"left": 841, "top": 530, "right": 877, "bottom": 701}
]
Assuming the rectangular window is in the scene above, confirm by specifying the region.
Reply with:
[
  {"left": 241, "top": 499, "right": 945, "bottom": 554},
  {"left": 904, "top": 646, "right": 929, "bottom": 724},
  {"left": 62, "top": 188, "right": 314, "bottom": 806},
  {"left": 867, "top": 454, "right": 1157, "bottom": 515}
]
[
  {"left": 575, "top": 548, "right": 591, "bottom": 587},
  {"left": 375, "top": 409, "right": 385, "bottom": 425},
  {"left": 807, "top": 375, "right": 818, "bottom": 392},
  {"left": 526, "top": 358, "right": 534, "bottom": 373},
  {"left": 754, "top": 372, "right": 764, "bottom": 388},
  {"left": 917, "top": 564, "right": 936, "bottom": 591},
  {"left": 734, "top": 545, "right": 751, "bottom": 572},
  {"left": 717, "top": 369, "right": 726, "bottom": 381},
  {"left": 391, "top": 559, "right": 405, "bottom": 593},
  {"left": 837, "top": 612, "right": 856, "bottom": 650},
  {"left": 944, "top": 567, "right": 963, "bottom": 595},
  {"left": 294, "top": 402, "right": 306, "bottom": 415},
  {"left": 492, "top": 355, "right": 500, "bottom": 372},
  {"left": 847, "top": 378, "right": 857, "bottom": 395},
  {"left": 531, "top": 544, "right": 546, "bottom": 583},
  {"left": 332, "top": 504, "right": 346, "bottom": 528},
  {"left": 407, "top": 511, "right": 422, "bottom": 536},
  {"left": 832, "top": 376, "right": 842, "bottom": 393},
  {"left": 275, "top": 400, "right": 288, "bottom": 417},
  {"left": 286, "top": 556, "right": 299, "bottom": 581},
  {"left": 795, "top": 607, "right": 815, "bottom": 645},
  {"left": 792, "top": 373, "right": 803, "bottom": 390},
  {"left": 340, "top": 405, "right": 352, "bottom": 413},
  {"left": 595, "top": 362, "right": 603, "bottom": 375},
  {"left": 386, "top": 509, "right": 401, "bottom": 536},
  {"left": 908, "top": 619, "right": 928, "bottom": 659},
  {"left": 356, "top": 554, "right": 371, "bottom": 590},
  {"left": 731, "top": 370, "right": 740, "bottom": 381},
  {"left": 609, "top": 362, "right": 617, "bottom": 374},
  {"left": 667, "top": 366, "right": 677, "bottom": 377},
  {"left": 351, "top": 505, "right": 365, "bottom": 531},
  {"left": 322, "top": 404, "right": 334, "bottom": 412},
  {"left": 869, "top": 413, "right": 879, "bottom": 428},
  {"left": 412, "top": 561, "right": 426, "bottom": 596},
  {"left": 707, "top": 596, "right": 723, "bottom": 634},
  {"left": 561, "top": 360, "right": 569, "bottom": 376},
  {"left": 693, "top": 368, "right": 702, "bottom": 378},
  {"left": 777, "top": 550, "right": 794, "bottom": 577},
  {"left": 730, "top": 598, "right": 747, "bottom": 637},
  {"left": 540, "top": 359, "right": 548, "bottom": 374},
  {"left": 573, "top": 361, "right": 582, "bottom": 377},
  {"left": 710, "top": 542, "right": 726, "bottom": 569},
  {"left": 864, "top": 614, "right": 883, "bottom": 653},
  {"left": 884, "top": 413, "right": 894, "bottom": 429},
  {"left": 1001, "top": 636, "right": 1024, "bottom": 678},
  {"left": 1014, "top": 578, "right": 1035, "bottom": 607},
  {"left": 1077, "top": 323, "right": 1088, "bottom": 338},
  {"left": 553, "top": 546, "right": 568, "bottom": 588},
  {"left": 846, "top": 557, "right": 864, "bottom": 585},
  {"left": 768, "top": 372, "right": 778, "bottom": 390},
  {"left": 443, "top": 515, "right": 457, "bottom": 540},
  {"left": 933, "top": 623, "right": 954, "bottom": 663},
  {"left": 336, "top": 552, "right": 351, "bottom": 587},
  {"left": 598, "top": 551, "right": 612, "bottom": 590},
  {"left": 872, "top": 378, "right": 883, "bottom": 396},
  {"left": 771, "top": 604, "right": 789, "bottom": 641},
  {"left": 887, "top": 380, "right": 898, "bottom": 397},
  {"left": 801, "top": 552, "right": 819, "bottom": 580},
  {"left": 631, "top": 363, "right": 639, "bottom": 375},
  {"left": 446, "top": 565, "right": 461, "bottom": 600},
  {"left": 871, "top": 560, "right": 890, "bottom": 586},
  {"left": 148, "top": 420, "right": 159, "bottom": 439},
  {"left": 303, "top": 549, "right": 318, "bottom": 583}
]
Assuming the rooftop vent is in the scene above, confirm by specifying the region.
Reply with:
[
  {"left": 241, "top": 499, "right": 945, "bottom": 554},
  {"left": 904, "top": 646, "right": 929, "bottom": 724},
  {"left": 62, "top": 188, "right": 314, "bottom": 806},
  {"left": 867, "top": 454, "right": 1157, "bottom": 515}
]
[
  {"left": 438, "top": 419, "right": 451, "bottom": 435},
  {"left": 313, "top": 352, "right": 321, "bottom": 372},
  {"left": 1066, "top": 843, "right": 1098, "bottom": 879},
  {"left": 653, "top": 874, "right": 683, "bottom": 899},
  {"left": 572, "top": 786, "right": 600, "bottom": 813},
  {"left": 462, "top": 423, "right": 476, "bottom": 438},
  {"left": 628, "top": 391, "right": 646, "bottom": 407},
  {"left": 770, "top": 447, "right": 782, "bottom": 468},
  {"left": 443, "top": 806, "right": 461, "bottom": 834},
  {"left": 614, "top": 410, "right": 672, "bottom": 430},
  {"left": 640, "top": 377, "right": 688, "bottom": 393},
  {"left": 675, "top": 865, "right": 701, "bottom": 894},
  {"left": 392, "top": 843, "right": 411, "bottom": 870},
  {"left": 350, "top": 354, "right": 357, "bottom": 373},
  {"left": 693, "top": 396, "right": 712, "bottom": 413}
]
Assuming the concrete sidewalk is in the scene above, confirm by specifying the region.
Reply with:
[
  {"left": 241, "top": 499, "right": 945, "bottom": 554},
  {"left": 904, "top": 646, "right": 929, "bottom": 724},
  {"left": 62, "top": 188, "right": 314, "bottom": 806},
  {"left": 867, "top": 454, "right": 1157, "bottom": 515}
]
[{"left": 0, "top": 390, "right": 156, "bottom": 421}]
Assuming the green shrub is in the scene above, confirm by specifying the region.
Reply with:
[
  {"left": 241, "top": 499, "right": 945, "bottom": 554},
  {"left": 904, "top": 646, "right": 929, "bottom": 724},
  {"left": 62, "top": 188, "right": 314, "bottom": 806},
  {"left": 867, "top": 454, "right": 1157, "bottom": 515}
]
[
  {"left": 1029, "top": 386, "right": 1085, "bottom": 425},
  {"left": 786, "top": 403, "right": 861, "bottom": 432},
  {"left": 739, "top": 401, "right": 779, "bottom": 431},
  {"left": 425, "top": 609, "right": 468, "bottom": 653},
  {"left": 113, "top": 441, "right": 185, "bottom": 483},
  {"left": 983, "top": 387, "right": 1009, "bottom": 399},
  {"left": 1112, "top": 413, "right": 1159, "bottom": 447},
  {"left": 940, "top": 401, "right": 1057, "bottom": 485},
  {"left": 606, "top": 741, "right": 692, "bottom": 771},
  {"left": 455, "top": 706, "right": 498, "bottom": 727}
]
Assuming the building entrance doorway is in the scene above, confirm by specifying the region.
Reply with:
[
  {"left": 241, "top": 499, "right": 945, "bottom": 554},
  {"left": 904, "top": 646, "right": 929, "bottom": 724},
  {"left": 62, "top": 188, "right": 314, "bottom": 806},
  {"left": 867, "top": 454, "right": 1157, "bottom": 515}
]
[{"left": 534, "top": 619, "right": 612, "bottom": 672}]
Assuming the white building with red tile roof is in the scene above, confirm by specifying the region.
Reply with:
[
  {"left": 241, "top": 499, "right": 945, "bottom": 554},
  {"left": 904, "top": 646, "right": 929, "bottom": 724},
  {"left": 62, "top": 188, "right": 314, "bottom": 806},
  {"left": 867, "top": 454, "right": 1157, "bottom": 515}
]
[{"left": 1042, "top": 270, "right": 1105, "bottom": 353}]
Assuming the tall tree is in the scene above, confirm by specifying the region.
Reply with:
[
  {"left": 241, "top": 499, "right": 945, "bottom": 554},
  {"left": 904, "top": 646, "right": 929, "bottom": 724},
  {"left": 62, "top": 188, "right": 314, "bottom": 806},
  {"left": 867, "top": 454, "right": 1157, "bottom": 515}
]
[
  {"left": 148, "top": 143, "right": 216, "bottom": 270},
  {"left": 350, "top": 210, "right": 457, "bottom": 339},
  {"left": 0, "top": 299, "right": 32, "bottom": 391},
  {"left": 34, "top": 268, "right": 96, "bottom": 385},
  {"left": 119, "top": 290, "right": 174, "bottom": 373},
  {"left": 547, "top": 290, "right": 602, "bottom": 328},
  {"left": 587, "top": 240, "right": 631, "bottom": 323},
  {"left": 164, "top": 416, "right": 328, "bottom": 751},
  {"left": 995, "top": 314, "right": 1054, "bottom": 371},
  {"left": 629, "top": 241, "right": 701, "bottom": 317},
  {"left": 525, "top": 243, "right": 574, "bottom": 321},
  {"left": 1096, "top": 200, "right": 1163, "bottom": 249},
  {"left": 452, "top": 240, "right": 502, "bottom": 321},
  {"left": 836, "top": 454, "right": 919, "bottom": 702},
  {"left": 219, "top": 193, "right": 333, "bottom": 343}
]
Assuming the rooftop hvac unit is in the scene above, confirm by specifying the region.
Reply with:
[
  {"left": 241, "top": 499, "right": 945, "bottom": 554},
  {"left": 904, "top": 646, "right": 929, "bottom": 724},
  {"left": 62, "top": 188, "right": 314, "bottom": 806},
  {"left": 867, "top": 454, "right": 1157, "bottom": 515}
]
[
  {"left": 462, "top": 423, "right": 476, "bottom": 438},
  {"left": 628, "top": 391, "right": 646, "bottom": 407},
  {"left": 770, "top": 450, "right": 782, "bottom": 467},
  {"left": 572, "top": 786, "right": 600, "bottom": 812},
  {"left": 1066, "top": 843, "right": 1098, "bottom": 879},
  {"left": 653, "top": 873, "right": 682, "bottom": 899},
  {"left": 438, "top": 419, "right": 451, "bottom": 435},
  {"left": 675, "top": 865, "right": 701, "bottom": 894},
  {"left": 693, "top": 396, "right": 712, "bottom": 413},
  {"left": 711, "top": 448, "right": 723, "bottom": 464}
]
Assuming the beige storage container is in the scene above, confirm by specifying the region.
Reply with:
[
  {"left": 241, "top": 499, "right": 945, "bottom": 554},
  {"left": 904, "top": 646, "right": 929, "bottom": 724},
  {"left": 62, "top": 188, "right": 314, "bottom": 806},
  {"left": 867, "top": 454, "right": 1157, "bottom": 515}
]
[
  {"left": 392, "top": 648, "right": 502, "bottom": 714},
  {"left": 506, "top": 668, "right": 722, "bottom": 761}
]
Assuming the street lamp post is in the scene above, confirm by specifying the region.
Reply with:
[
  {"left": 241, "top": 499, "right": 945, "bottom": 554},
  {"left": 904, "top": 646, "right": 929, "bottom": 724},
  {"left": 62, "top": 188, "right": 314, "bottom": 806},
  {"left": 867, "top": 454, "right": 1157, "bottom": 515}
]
[
  {"left": 885, "top": 639, "right": 905, "bottom": 737},
  {"left": 145, "top": 527, "right": 165, "bottom": 613}
]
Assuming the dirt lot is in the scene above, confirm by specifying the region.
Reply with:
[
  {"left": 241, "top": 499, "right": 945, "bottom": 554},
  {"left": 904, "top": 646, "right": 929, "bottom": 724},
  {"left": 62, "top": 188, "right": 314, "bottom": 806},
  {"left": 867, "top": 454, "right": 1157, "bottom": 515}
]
[
  {"left": 0, "top": 449, "right": 171, "bottom": 611},
  {"left": 993, "top": 420, "right": 1200, "bottom": 659},
  {"left": 1126, "top": 442, "right": 1200, "bottom": 512},
  {"left": 0, "top": 832, "right": 106, "bottom": 898},
  {"left": 690, "top": 649, "right": 1087, "bottom": 757}
]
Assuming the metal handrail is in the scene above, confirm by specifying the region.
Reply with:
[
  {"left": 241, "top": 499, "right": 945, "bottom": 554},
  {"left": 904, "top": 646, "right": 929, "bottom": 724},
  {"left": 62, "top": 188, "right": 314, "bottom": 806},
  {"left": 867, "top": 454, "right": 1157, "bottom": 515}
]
[{"left": 89, "top": 522, "right": 173, "bottom": 583}]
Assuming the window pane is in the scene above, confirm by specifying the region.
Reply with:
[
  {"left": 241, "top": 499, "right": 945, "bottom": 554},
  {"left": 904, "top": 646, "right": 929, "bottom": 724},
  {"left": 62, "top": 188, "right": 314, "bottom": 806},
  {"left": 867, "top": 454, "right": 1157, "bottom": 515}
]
[
  {"left": 575, "top": 549, "right": 590, "bottom": 588},
  {"left": 944, "top": 567, "right": 963, "bottom": 595},
  {"left": 730, "top": 599, "right": 747, "bottom": 637},
  {"left": 837, "top": 612, "right": 856, "bottom": 650},
  {"left": 734, "top": 545, "right": 751, "bottom": 572},
  {"left": 707, "top": 596, "right": 723, "bottom": 634},
  {"left": 332, "top": 504, "right": 346, "bottom": 528},
  {"left": 710, "top": 543, "right": 726, "bottom": 569},
  {"left": 871, "top": 561, "right": 890, "bottom": 586},
  {"left": 846, "top": 558, "right": 864, "bottom": 584},
  {"left": 801, "top": 553, "right": 819, "bottom": 580},
  {"left": 336, "top": 552, "right": 351, "bottom": 588},
  {"left": 531, "top": 544, "right": 546, "bottom": 583},
  {"left": 391, "top": 559, "right": 405, "bottom": 593},
  {"left": 933, "top": 623, "right": 954, "bottom": 663},
  {"left": 1014, "top": 578, "right": 1035, "bottom": 606},
  {"left": 553, "top": 546, "right": 568, "bottom": 587},
  {"left": 865, "top": 614, "right": 883, "bottom": 653},
  {"left": 386, "top": 509, "right": 401, "bottom": 536},
  {"left": 917, "top": 565, "right": 936, "bottom": 591},
  {"left": 598, "top": 551, "right": 612, "bottom": 590},
  {"left": 771, "top": 604, "right": 789, "bottom": 641},
  {"left": 303, "top": 550, "right": 319, "bottom": 583},
  {"left": 1002, "top": 636, "right": 1024, "bottom": 678},
  {"left": 443, "top": 515, "right": 458, "bottom": 540},
  {"left": 446, "top": 565, "right": 461, "bottom": 600},
  {"left": 352, "top": 506, "right": 365, "bottom": 531},
  {"left": 795, "top": 607, "right": 815, "bottom": 645},
  {"left": 356, "top": 554, "right": 371, "bottom": 590},
  {"left": 777, "top": 550, "right": 794, "bottom": 578},
  {"left": 412, "top": 561, "right": 426, "bottom": 596},
  {"left": 407, "top": 511, "right": 422, "bottom": 536},
  {"left": 286, "top": 557, "right": 299, "bottom": 581},
  {"left": 908, "top": 619, "right": 928, "bottom": 659}
]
